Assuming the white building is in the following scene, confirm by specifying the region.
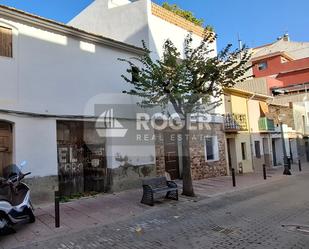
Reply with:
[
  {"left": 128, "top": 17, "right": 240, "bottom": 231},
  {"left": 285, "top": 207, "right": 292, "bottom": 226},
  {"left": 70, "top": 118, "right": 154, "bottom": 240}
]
[{"left": 0, "top": 5, "right": 155, "bottom": 203}]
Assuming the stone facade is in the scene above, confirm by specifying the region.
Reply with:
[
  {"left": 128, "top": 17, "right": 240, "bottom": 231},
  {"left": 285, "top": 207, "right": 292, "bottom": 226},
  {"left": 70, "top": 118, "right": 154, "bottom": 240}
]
[
  {"left": 155, "top": 123, "right": 228, "bottom": 181},
  {"left": 190, "top": 123, "right": 227, "bottom": 180},
  {"left": 111, "top": 164, "right": 156, "bottom": 192}
]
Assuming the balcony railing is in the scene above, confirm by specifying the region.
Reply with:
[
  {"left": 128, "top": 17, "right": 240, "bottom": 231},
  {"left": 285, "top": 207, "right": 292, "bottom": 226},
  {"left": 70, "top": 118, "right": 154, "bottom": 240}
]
[
  {"left": 258, "top": 117, "right": 275, "bottom": 131},
  {"left": 224, "top": 113, "right": 248, "bottom": 132}
]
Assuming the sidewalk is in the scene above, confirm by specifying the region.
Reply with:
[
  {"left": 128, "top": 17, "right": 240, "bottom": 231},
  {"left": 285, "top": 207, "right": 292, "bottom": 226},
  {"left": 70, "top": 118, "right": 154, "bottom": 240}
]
[
  {"left": 181, "top": 164, "right": 307, "bottom": 198},
  {"left": 1, "top": 163, "right": 308, "bottom": 249}
]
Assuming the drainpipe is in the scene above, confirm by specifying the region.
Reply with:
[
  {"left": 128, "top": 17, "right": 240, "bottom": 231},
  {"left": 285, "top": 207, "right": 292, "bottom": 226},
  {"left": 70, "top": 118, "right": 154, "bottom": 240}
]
[{"left": 246, "top": 94, "right": 256, "bottom": 172}]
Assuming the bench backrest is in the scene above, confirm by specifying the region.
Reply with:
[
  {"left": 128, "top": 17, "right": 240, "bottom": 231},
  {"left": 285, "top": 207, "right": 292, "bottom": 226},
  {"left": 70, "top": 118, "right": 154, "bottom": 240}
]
[{"left": 142, "top": 177, "right": 167, "bottom": 189}]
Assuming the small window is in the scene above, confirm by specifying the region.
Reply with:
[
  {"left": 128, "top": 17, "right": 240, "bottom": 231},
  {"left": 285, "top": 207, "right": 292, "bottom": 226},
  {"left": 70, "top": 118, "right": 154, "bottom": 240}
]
[
  {"left": 131, "top": 66, "right": 139, "bottom": 83},
  {"left": 254, "top": 141, "right": 261, "bottom": 158},
  {"left": 205, "top": 136, "right": 219, "bottom": 161},
  {"left": 241, "top": 142, "right": 247, "bottom": 160},
  {"left": 258, "top": 62, "right": 267, "bottom": 71},
  {"left": 0, "top": 26, "right": 13, "bottom": 58}
]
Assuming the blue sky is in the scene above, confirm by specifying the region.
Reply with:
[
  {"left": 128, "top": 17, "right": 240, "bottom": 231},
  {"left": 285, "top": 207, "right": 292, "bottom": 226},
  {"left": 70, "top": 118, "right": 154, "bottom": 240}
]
[{"left": 0, "top": 0, "right": 308, "bottom": 50}]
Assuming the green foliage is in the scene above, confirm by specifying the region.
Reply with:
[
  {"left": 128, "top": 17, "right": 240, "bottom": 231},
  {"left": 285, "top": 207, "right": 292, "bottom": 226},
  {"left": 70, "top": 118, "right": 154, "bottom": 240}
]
[
  {"left": 60, "top": 192, "right": 99, "bottom": 203},
  {"left": 119, "top": 33, "right": 251, "bottom": 117},
  {"left": 205, "top": 25, "right": 215, "bottom": 32},
  {"left": 162, "top": 2, "right": 212, "bottom": 30}
]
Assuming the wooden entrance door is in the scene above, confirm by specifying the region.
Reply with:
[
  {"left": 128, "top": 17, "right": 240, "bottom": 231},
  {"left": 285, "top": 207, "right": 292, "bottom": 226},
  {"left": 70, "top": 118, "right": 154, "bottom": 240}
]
[
  {"left": 83, "top": 144, "right": 107, "bottom": 193},
  {"left": 0, "top": 122, "right": 12, "bottom": 176},
  {"left": 164, "top": 133, "right": 180, "bottom": 180},
  {"left": 57, "top": 121, "right": 108, "bottom": 197}
]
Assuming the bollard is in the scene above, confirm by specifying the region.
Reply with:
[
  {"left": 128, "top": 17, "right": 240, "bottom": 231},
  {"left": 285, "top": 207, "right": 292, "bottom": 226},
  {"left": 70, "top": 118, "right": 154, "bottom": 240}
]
[
  {"left": 55, "top": 191, "right": 60, "bottom": 228},
  {"left": 299, "top": 159, "right": 302, "bottom": 172},
  {"left": 263, "top": 164, "right": 267, "bottom": 180},
  {"left": 232, "top": 168, "right": 236, "bottom": 187}
]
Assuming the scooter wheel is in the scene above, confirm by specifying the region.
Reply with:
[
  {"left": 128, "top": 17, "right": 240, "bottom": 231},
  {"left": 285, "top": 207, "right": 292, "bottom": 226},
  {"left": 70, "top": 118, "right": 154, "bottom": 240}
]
[{"left": 0, "top": 215, "right": 15, "bottom": 236}]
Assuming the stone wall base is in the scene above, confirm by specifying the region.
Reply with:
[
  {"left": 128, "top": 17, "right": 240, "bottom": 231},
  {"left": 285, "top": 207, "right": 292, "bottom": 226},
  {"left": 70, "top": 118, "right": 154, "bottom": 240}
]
[
  {"left": 155, "top": 123, "right": 228, "bottom": 181},
  {"left": 24, "top": 176, "right": 58, "bottom": 206},
  {"left": 110, "top": 164, "right": 156, "bottom": 192}
]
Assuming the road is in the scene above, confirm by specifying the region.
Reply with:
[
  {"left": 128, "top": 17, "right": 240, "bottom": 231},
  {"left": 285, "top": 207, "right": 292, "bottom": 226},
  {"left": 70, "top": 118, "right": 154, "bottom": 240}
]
[{"left": 14, "top": 173, "right": 309, "bottom": 249}]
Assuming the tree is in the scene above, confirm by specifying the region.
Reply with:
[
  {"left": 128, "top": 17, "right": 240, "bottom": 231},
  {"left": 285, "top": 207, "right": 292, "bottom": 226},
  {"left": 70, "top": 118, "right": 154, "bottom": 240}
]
[{"left": 119, "top": 31, "right": 251, "bottom": 197}]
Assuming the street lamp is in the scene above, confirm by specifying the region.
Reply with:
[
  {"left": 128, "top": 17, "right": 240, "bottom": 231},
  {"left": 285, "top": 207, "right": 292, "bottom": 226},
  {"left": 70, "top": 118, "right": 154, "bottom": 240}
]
[{"left": 278, "top": 114, "right": 291, "bottom": 175}]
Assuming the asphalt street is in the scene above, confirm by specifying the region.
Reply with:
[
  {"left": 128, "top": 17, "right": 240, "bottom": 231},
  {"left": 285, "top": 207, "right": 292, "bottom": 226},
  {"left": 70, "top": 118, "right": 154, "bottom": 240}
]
[{"left": 13, "top": 173, "right": 309, "bottom": 249}]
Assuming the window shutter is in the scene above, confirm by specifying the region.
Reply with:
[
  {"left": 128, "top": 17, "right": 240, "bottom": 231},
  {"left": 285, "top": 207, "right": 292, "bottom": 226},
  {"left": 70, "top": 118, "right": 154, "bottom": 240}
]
[{"left": 0, "top": 26, "right": 12, "bottom": 58}]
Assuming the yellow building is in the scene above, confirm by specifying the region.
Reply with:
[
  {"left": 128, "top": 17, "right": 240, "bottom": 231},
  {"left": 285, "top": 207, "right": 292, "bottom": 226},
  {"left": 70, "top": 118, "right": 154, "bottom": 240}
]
[{"left": 223, "top": 88, "right": 275, "bottom": 174}]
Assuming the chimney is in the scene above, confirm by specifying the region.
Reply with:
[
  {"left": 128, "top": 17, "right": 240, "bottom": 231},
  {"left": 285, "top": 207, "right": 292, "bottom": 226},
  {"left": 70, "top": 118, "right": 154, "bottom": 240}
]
[{"left": 283, "top": 33, "right": 290, "bottom": 42}]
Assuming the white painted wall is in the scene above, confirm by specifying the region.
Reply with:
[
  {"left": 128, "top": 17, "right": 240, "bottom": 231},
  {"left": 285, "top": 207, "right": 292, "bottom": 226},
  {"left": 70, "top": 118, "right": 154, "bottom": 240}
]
[
  {"left": 84, "top": 93, "right": 156, "bottom": 169},
  {"left": 69, "top": 0, "right": 218, "bottom": 59},
  {"left": 101, "top": 119, "right": 156, "bottom": 169},
  {"left": 0, "top": 114, "right": 57, "bottom": 177},
  {"left": 148, "top": 14, "right": 216, "bottom": 60},
  {"left": 0, "top": 17, "right": 138, "bottom": 116},
  {"left": 108, "top": 0, "right": 132, "bottom": 8},
  {"left": 69, "top": 0, "right": 221, "bottom": 114},
  {"left": 69, "top": 0, "right": 150, "bottom": 48},
  {"left": 293, "top": 102, "right": 309, "bottom": 135},
  {"left": 0, "top": 15, "right": 147, "bottom": 176}
]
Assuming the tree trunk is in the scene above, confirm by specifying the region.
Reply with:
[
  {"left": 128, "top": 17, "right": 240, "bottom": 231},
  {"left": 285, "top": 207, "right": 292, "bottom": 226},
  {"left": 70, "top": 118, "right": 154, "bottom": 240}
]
[{"left": 181, "top": 121, "right": 195, "bottom": 197}]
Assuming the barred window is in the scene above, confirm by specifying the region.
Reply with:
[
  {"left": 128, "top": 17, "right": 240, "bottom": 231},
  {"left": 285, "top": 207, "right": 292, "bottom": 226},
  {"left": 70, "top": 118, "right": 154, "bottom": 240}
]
[
  {"left": 205, "top": 136, "right": 219, "bottom": 161},
  {"left": 0, "top": 26, "right": 12, "bottom": 58}
]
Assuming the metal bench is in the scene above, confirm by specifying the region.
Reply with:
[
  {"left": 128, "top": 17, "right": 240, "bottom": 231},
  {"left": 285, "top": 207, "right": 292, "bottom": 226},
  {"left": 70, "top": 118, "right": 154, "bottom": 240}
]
[{"left": 141, "top": 177, "right": 178, "bottom": 206}]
